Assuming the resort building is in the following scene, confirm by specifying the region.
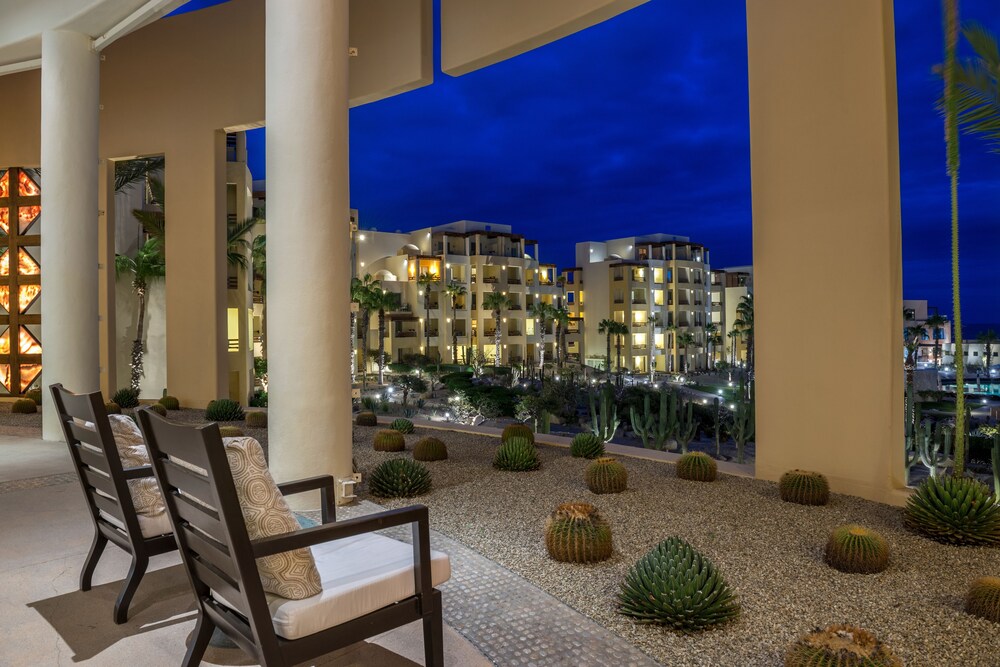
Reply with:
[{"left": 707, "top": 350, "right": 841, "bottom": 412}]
[
  {"left": 355, "top": 221, "right": 562, "bottom": 368},
  {"left": 711, "top": 265, "right": 753, "bottom": 367},
  {"left": 903, "top": 299, "right": 953, "bottom": 366},
  {"left": 567, "top": 234, "right": 713, "bottom": 374}
]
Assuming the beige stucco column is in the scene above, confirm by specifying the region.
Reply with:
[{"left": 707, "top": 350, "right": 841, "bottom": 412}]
[
  {"left": 747, "top": 0, "right": 907, "bottom": 504},
  {"left": 40, "top": 31, "right": 100, "bottom": 439},
  {"left": 266, "top": 0, "right": 353, "bottom": 505},
  {"left": 163, "top": 132, "right": 228, "bottom": 407}
]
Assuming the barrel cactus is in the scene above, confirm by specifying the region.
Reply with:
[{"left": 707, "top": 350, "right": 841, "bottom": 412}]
[
  {"left": 25, "top": 388, "right": 42, "bottom": 405},
  {"left": 148, "top": 403, "right": 168, "bottom": 417},
  {"left": 544, "top": 502, "right": 613, "bottom": 563},
  {"left": 206, "top": 398, "right": 245, "bottom": 422},
  {"left": 413, "top": 437, "right": 448, "bottom": 462},
  {"left": 502, "top": 423, "right": 534, "bottom": 444},
  {"left": 585, "top": 457, "right": 627, "bottom": 494},
  {"left": 784, "top": 624, "right": 902, "bottom": 667},
  {"left": 824, "top": 525, "right": 889, "bottom": 574},
  {"left": 246, "top": 411, "right": 268, "bottom": 428},
  {"left": 493, "top": 436, "right": 540, "bottom": 471},
  {"left": 105, "top": 401, "right": 122, "bottom": 415},
  {"left": 373, "top": 429, "right": 406, "bottom": 452},
  {"left": 571, "top": 433, "right": 605, "bottom": 459},
  {"left": 368, "top": 458, "right": 431, "bottom": 498},
  {"left": 676, "top": 452, "right": 717, "bottom": 482},
  {"left": 966, "top": 576, "right": 1000, "bottom": 624},
  {"left": 158, "top": 395, "right": 180, "bottom": 410},
  {"left": 112, "top": 388, "right": 140, "bottom": 409},
  {"left": 11, "top": 398, "right": 36, "bottom": 414},
  {"left": 356, "top": 411, "right": 378, "bottom": 426},
  {"left": 779, "top": 469, "right": 830, "bottom": 506},
  {"left": 619, "top": 536, "right": 739, "bottom": 632},
  {"left": 904, "top": 475, "right": 1000, "bottom": 546},
  {"left": 390, "top": 418, "right": 415, "bottom": 434},
  {"left": 219, "top": 426, "right": 245, "bottom": 438}
]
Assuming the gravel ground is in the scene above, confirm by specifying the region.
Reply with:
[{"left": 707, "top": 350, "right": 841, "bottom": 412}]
[{"left": 353, "top": 424, "right": 1000, "bottom": 667}]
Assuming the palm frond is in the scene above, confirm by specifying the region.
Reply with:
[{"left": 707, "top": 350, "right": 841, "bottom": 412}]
[
  {"left": 132, "top": 209, "right": 165, "bottom": 241},
  {"left": 114, "top": 157, "right": 164, "bottom": 193}
]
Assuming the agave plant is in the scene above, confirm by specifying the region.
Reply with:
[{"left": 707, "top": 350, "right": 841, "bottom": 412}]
[
  {"left": 904, "top": 475, "right": 1000, "bottom": 546},
  {"left": 368, "top": 458, "right": 431, "bottom": 498}
]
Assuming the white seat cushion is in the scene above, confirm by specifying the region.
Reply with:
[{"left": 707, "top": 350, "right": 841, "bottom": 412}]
[
  {"left": 100, "top": 508, "right": 172, "bottom": 538},
  {"left": 255, "top": 532, "right": 450, "bottom": 640}
]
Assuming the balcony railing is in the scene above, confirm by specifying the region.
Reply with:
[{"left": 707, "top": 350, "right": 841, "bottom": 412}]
[
  {"left": 632, "top": 298, "right": 647, "bottom": 305},
  {"left": 393, "top": 331, "right": 418, "bottom": 338},
  {"left": 483, "top": 276, "right": 499, "bottom": 284},
  {"left": 507, "top": 278, "right": 522, "bottom": 285}
]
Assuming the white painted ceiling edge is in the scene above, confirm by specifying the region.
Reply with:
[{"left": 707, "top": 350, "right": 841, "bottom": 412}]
[{"left": 0, "top": 0, "right": 187, "bottom": 75}]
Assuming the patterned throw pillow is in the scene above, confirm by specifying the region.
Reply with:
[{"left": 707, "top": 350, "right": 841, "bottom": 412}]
[
  {"left": 223, "top": 437, "right": 322, "bottom": 600},
  {"left": 107, "top": 414, "right": 166, "bottom": 519}
]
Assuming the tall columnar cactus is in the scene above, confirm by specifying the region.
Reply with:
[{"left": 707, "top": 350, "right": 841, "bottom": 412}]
[
  {"left": 731, "top": 393, "right": 755, "bottom": 465},
  {"left": 903, "top": 382, "right": 922, "bottom": 483},
  {"left": 588, "top": 385, "right": 620, "bottom": 444},
  {"left": 630, "top": 389, "right": 673, "bottom": 451},
  {"left": 544, "top": 502, "right": 613, "bottom": 564},
  {"left": 713, "top": 397, "right": 722, "bottom": 458},
  {"left": 915, "top": 421, "right": 954, "bottom": 479},
  {"left": 785, "top": 625, "right": 902, "bottom": 667},
  {"left": 674, "top": 396, "right": 698, "bottom": 454}
]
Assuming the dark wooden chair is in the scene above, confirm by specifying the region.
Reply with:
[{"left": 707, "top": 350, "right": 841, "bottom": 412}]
[
  {"left": 50, "top": 383, "right": 177, "bottom": 624},
  {"left": 135, "top": 407, "right": 446, "bottom": 667}
]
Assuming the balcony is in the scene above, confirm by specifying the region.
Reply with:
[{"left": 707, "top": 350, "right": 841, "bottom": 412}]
[
  {"left": 482, "top": 276, "right": 499, "bottom": 284},
  {"left": 507, "top": 278, "right": 522, "bottom": 285}
]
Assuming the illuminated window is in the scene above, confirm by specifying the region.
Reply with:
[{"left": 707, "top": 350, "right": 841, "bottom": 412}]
[{"left": 0, "top": 168, "right": 42, "bottom": 395}]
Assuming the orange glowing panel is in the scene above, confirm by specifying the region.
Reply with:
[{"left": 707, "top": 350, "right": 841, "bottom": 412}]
[
  {"left": 0, "top": 171, "right": 7, "bottom": 198},
  {"left": 17, "top": 327, "right": 40, "bottom": 355},
  {"left": 0, "top": 327, "right": 9, "bottom": 354},
  {"left": 17, "top": 171, "right": 39, "bottom": 197},
  {"left": 17, "top": 285, "right": 40, "bottom": 313},
  {"left": 0, "top": 363, "right": 10, "bottom": 392},
  {"left": 17, "top": 249, "right": 39, "bottom": 276},
  {"left": 0, "top": 208, "right": 8, "bottom": 235},
  {"left": 19, "top": 364, "right": 41, "bottom": 393},
  {"left": 18, "top": 206, "right": 40, "bottom": 234},
  {"left": 0, "top": 250, "right": 8, "bottom": 277}
]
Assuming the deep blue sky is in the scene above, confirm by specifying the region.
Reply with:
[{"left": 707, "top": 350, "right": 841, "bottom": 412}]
[{"left": 175, "top": 0, "right": 999, "bottom": 325}]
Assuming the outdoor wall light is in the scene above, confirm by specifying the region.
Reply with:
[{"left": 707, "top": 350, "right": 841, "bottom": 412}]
[{"left": 359, "top": 234, "right": 366, "bottom": 241}]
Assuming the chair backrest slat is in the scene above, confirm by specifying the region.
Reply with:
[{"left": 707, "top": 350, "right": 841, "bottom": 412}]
[
  {"left": 190, "top": 557, "right": 243, "bottom": 609},
  {"left": 91, "top": 491, "right": 125, "bottom": 523},
  {"left": 78, "top": 466, "right": 117, "bottom": 499},
  {"left": 71, "top": 442, "right": 112, "bottom": 476},
  {"left": 160, "top": 459, "right": 214, "bottom": 508},
  {"left": 181, "top": 524, "right": 239, "bottom": 583},
  {"left": 172, "top": 493, "right": 229, "bottom": 547},
  {"left": 66, "top": 420, "right": 106, "bottom": 450}
]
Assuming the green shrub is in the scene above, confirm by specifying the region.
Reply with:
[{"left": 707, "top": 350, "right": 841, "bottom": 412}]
[
  {"left": 112, "top": 388, "right": 140, "bottom": 409},
  {"left": 619, "top": 537, "right": 739, "bottom": 632},
  {"left": 441, "top": 372, "right": 474, "bottom": 391},
  {"left": 219, "top": 426, "right": 245, "bottom": 438},
  {"left": 676, "top": 452, "right": 717, "bottom": 482},
  {"left": 25, "top": 388, "right": 42, "bottom": 406},
  {"left": 785, "top": 625, "right": 902, "bottom": 667},
  {"left": 779, "top": 469, "right": 830, "bottom": 506},
  {"left": 246, "top": 411, "right": 267, "bottom": 428},
  {"left": 390, "top": 418, "right": 415, "bottom": 434},
  {"left": 157, "top": 395, "right": 179, "bottom": 410},
  {"left": 368, "top": 458, "right": 431, "bottom": 498},
  {"left": 148, "top": 403, "right": 168, "bottom": 417},
  {"left": 904, "top": 475, "right": 1000, "bottom": 546},
  {"left": 249, "top": 390, "right": 268, "bottom": 407},
  {"left": 493, "top": 437, "right": 540, "bottom": 471},
  {"left": 356, "top": 411, "right": 378, "bottom": 426},
  {"left": 502, "top": 423, "right": 534, "bottom": 444},
  {"left": 205, "top": 398, "right": 245, "bottom": 422},
  {"left": 585, "top": 457, "right": 627, "bottom": 494},
  {"left": 966, "top": 576, "right": 1000, "bottom": 624},
  {"left": 544, "top": 502, "right": 613, "bottom": 563},
  {"left": 11, "top": 398, "right": 36, "bottom": 414},
  {"left": 105, "top": 401, "right": 122, "bottom": 414},
  {"left": 824, "top": 525, "right": 889, "bottom": 574},
  {"left": 373, "top": 430, "right": 406, "bottom": 452},
  {"left": 413, "top": 437, "right": 448, "bottom": 461},
  {"left": 570, "top": 433, "right": 605, "bottom": 459}
]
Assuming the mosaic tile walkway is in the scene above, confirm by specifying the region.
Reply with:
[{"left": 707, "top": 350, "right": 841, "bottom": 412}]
[
  {"left": 319, "top": 501, "right": 661, "bottom": 667},
  {"left": 0, "top": 472, "right": 76, "bottom": 495}
]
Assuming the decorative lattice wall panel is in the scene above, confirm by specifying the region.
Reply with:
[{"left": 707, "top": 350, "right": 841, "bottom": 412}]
[{"left": 0, "top": 168, "right": 42, "bottom": 395}]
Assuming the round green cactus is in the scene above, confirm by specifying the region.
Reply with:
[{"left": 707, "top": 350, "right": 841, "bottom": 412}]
[
  {"left": 904, "top": 475, "right": 1000, "bottom": 546},
  {"left": 676, "top": 452, "right": 717, "bottom": 482},
  {"left": 502, "top": 423, "right": 534, "bottom": 444},
  {"left": 779, "top": 469, "right": 830, "bottom": 506},
  {"left": 390, "top": 418, "right": 415, "bottom": 434},
  {"left": 206, "top": 398, "right": 245, "bottom": 422},
  {"left": 784, "top": 624, "right": 902, "bottom": 667},
  {"left": 570, "top": 432, "right": 605, "bottom": 459},
  {"left": 619, "top": 536, "right": 739, "bottom": 632},
  {"left": 824, "top": 525, "right": 889, "bottom": 574},
  {"left": 25, "top": 388, "right": 42, "bottom": 406},
  {"left": 148, "top": 403, "right": 168, "bottom": 417},
  {"left": 246, "top": 411, "right": 268, "bottom": 428},
  {"left": 373, "top": 429, "right": 406, "bottom": 452},
  {"left": 356, "top": 411, "right": 378, "bottom": 426},
  {"left": 493, "top": 436, "right": 540, "bottom": 471},
  {"left": 368, "top": 458, "right": 431, "bottom": 498},
  {"left": 585, "top": 457, "right": 627, "bottom": 494},
  {"left": 966, "top": 576, "right": 1000, "bottom": 624},
  {"left": 158, "top": 395, "right": 180, "bottom": 410},
  {"left": 544, "top": 502, "right": 613, "bottom": 563},
  {"left": 413, "top": 437, "right": 448, "bottom": 462},
  {"left": 11, "top": 398, "right": 36, "bottom": 414},
  {"left": 218, "top": 425, "right": 245, "bottom": 438},
  {"left": 105, "top": 401, "right": 122, "bottom": 415}
]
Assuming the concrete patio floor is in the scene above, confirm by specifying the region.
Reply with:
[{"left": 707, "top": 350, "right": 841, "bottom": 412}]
[{"left": 0, "top": 433, "right": 490, "bottom": 667}]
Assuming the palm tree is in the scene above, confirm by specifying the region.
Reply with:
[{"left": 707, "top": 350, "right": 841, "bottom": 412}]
[
  {"left": 951, "top": 22, "right": 1000, "bottom": 153},
  {"left": 903, "top": 324, "right": 925, "bottom": 386},
  {"left": 528, "top": 301, "right": 554, "bottom": 371},
  {"left": 351, "top": 274, "right": 378, "bottom": 387},
  {"left": 226, "top": 216, "right": 262, "bottom": 271},
  {"left": 611, "top": 321, "right": 629, "bottom": 376},
  {"left": 925, "top": 314, "right": 949, "bottom": 367},
  {"left": 552, "top": 304, "right": 570, "bottom": 369},
  {"left": 445, "top": 280, "right": 467, "bottom": 364},
  {"left": 115, "top": 238, "right": 166, "bottom": 392},
  {"left": 978, "top": 328, "right": 997, "bottom": 371},
  {"left": 733, "top": 294, "right": 754, "bottom": 375},
  {"left": 482, "top": 289, "right": 510, "bottom": 367},
  {"left": 677, "top": 332, "right": 697, "bottom": 373},
  {"left": 251, "top": 233, "right": 267, "bottom": 356},
  {"left": 705, "top": 322, "right": 719, "bottom": 367},
  {"left": 665, "top": 323, "right": 677, "bottom": 372},
  {"left": 417, "top": 272, "right": 439, "bottom": 360},
  {"left": 598, "top": 318, "right": 615, "bottom": 373},
  {"left": 114, "top": 156, "right": 164, "bottom": 193},
  {"left": 365, "top": 285, "right": 396, "bottom": 385},
  {"left": 727, "top": 329, "right": 740, "bottom": 366}
]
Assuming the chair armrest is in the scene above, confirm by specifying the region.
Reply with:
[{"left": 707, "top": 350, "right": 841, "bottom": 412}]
[
  {"left": 277, "top": 475, "right": 336, "bottom": 524},
  {"left": 121, "top": 465, "right": 155, "bottom": 480},
  {"left": 251, "top": 505, "right": 436, "bottom": 613}
]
